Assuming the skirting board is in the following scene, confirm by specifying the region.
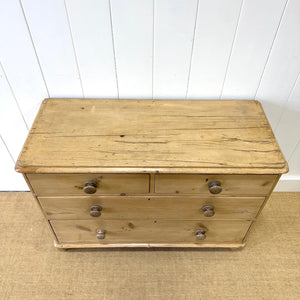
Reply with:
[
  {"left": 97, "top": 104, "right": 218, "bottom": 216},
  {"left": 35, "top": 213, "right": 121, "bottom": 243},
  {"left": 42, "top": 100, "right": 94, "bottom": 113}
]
[{"left": 274, "top": 176, "right": 300, "bottom": 192}]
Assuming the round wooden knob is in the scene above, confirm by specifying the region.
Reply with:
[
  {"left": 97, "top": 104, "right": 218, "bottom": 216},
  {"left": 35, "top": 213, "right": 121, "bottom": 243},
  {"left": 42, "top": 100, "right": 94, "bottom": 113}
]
[
  {"left": 90, "top": 205, "right": 102, "bottom": 217},
  {"left": 96, "top": 229, "right": 106, "bottom": 239},
  {"left": 195, "top": 227, "right": 207, "bottom": 240},
  {"left": 208, "top": 181, "right": 222, "bottom": 194},
  {"left": 84, "top": 180, "right": 97, "bottom": 194},
  {"left": 202, "top": 205, "right": 215, "bottom": 217},
  {"left": 195, "top": 232, "right": 206, "bottom": 240}
]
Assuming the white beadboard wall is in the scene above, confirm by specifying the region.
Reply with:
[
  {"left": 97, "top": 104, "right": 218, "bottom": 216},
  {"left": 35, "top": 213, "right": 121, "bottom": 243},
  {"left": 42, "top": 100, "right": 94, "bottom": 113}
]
[{"left": 0, "top": 0, "right": 299, "bottom": 191}]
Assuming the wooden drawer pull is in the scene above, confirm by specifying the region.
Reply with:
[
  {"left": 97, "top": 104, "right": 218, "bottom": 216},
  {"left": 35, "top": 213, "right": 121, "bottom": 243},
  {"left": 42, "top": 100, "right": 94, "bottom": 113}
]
[
  {"left": 90, "top": 205, "right": 102, "bottom": 217},
  {"left": 195, "top": 226, "right": 207, "bottom": 240},
  {"left": 208, "top": 180, "right": 222, "bottom": 194},
  {"left": 96, "top": 229, "right": 106, "bottom": 239},
  {"left": 202, "top": 205, "right": 215, "bottom": 217},
  {"left": 84, "top": 180, "right": 97, "bottom": 194}
]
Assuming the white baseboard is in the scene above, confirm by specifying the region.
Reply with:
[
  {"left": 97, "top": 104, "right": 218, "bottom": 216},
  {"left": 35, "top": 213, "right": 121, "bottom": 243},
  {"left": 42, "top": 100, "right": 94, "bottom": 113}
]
[{"left": 274, "top": 176, "right": 300, "bottom": 192}]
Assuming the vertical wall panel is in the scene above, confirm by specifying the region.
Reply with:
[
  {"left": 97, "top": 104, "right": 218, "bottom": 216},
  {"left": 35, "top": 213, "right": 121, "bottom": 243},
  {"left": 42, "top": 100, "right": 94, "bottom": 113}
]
[
  {"left": 0, "top": 137, "right": 28, "bottom": 191},
  {"left": 187, "top": 0, "right": 242, "bottom": 99},
  {"left": 21, "top": 0, "right": 83, "bottom": 97},
  {"left": 110, "top": 0, "right": 152, "bottom": 98},
  {"left": 287, "top": 141, "right": 300, "bottom": 176},
  {"left": 275, "top": 74, "right": 300, "bottom": 161},
  {"left": 153, "top": 0, "right": 198, "bottom": 99},
  {"left": 0, "top": 65, "right": 28, "bottom": 161},
  {"left": 0, "top": 1, "right": 300, "bottom": 190},
  {"left": 255, "top": 0, "right": 300, "bottom": 128},
  {"left": 65, "top": 0, "right": 118, "bottom": 98},
  {"left": 221, "top": 0, "right": 287, "bottom": 99},
  {"left": 0, "top": 0, "right": 48, "bottom": 127}
]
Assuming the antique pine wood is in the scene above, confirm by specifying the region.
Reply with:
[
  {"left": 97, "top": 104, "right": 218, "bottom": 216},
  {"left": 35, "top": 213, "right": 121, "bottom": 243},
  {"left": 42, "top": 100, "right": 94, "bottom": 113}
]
[
  {"left": 16, "top": 99, "right": 288, "bottom": 174},
  {"left": 39, "top": 196, "right": 265, "bottom": 220},
  {"left": 27, "top": 173, "right": 150, "bottom": 196},
  {"left": 154, "top": 174, "right": 277, "bottom": 195},
  {"left": 16, "top": 99, "right": 288, "bottom": 249},
  {"left": 50, "top": 219, "right": 252, "bottom": 245}
]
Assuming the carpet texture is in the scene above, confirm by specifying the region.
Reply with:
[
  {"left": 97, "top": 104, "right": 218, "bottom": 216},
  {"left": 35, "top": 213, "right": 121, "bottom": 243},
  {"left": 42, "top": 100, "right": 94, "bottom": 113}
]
[{"left": 0, "top": 192, "right": 299, "bottom": 300}]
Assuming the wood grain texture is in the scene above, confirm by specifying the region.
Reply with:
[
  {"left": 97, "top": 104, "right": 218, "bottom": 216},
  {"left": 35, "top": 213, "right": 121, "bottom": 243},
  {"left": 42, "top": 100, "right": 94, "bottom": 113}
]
[
  {"left": 53, "top": 241, "right": 245, "bottom": 249},
  {"left": 39, "top": 195, "right": 264, "bottom": 220},
  {"left": 15, "top": 99, "right": 285, "bottom": 249},
  {"left": 155, "top": 174, "right": 277, "bottom": 196},
  {"left": 27, "top": 173, "right": 149, "bottom": 196},
  {"left": 2, "top": 192, "right": 300, "bottom": 299},
  {"left": 16, "top": 99, "right": 288, "bottom": 174},
  {"left": 51, "top": 219, "right": 251, "bottom": 246},
  {"left": 241, "top": 175, "right": 281, "bottom": 244},
  {"left": 22, "top": 174, "right": 59, "bottom": 239}
]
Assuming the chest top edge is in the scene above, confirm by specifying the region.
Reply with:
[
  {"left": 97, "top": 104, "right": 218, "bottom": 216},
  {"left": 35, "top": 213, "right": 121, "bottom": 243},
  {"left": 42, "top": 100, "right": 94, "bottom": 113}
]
[{"left": 15, "top": 99, "right": 288, "bottom": 174}]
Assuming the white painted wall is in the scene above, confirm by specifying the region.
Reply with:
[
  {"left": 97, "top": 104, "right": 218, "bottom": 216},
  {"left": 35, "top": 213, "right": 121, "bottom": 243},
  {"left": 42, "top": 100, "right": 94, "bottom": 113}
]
[{"left": 0, "top": 0, "right": 299, "bottom": 191}]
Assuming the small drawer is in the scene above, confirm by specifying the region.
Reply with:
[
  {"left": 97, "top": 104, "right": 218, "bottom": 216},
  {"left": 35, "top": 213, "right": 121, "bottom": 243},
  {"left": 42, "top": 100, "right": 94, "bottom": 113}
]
[
  {"left": 27, "top": 173, "right": 149, "bottom": 196},
  {"left": 50, "top": 219, "right": 252, "bottom": 246},
  {"left": 155, "top": 174, "right": 277, "bottom": 196},
  {"left": 40, "top": 196, "right": 264, "bottom": 220}
]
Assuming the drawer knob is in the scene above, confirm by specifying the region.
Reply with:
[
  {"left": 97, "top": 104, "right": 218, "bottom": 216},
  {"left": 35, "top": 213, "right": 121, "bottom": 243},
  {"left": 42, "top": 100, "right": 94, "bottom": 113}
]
[
  {"left": 195, "top": 227, "right": 207, "bottom": 240},
  {"left": 208, "top": 180, "right": 222, "bottom": 194},
  {"left": 202, "top": 205, "right": 215, "bottom": 217},
  {"left": 96, "top": 229, "right": 106, "bottom": 239},
  {"left": 90, "top": 205, "right": 102, "bottom": 217},
  {"left": 84, "top": 180, "right": 97, "bottom": 194}
]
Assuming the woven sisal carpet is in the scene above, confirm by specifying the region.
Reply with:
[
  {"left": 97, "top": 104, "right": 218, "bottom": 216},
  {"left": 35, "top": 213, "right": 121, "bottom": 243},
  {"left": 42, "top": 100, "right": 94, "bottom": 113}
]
[{"left": 0, "top": 192, "right": 299, "bottom": 300}]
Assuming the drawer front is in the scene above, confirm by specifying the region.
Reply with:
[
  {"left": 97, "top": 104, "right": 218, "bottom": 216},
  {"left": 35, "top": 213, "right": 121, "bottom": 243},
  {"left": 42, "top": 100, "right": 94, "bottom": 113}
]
[
  {"left": 155, "top": 174, "right": 277, "bottom": 196},
  {"left": 51, "top": 219, "right": 252, "bottom": 245},
  {"left": 27, "top": 173, "right": 149, "bottom": 196},
  {"left": 40, "top": 196, "right": 264, "bottom": 220}
]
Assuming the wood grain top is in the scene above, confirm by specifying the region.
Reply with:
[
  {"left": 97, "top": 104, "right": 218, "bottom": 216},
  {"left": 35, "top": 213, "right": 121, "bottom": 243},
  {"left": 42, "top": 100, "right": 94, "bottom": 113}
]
[{"left": 16, "top": 99, "right": 288, "bottom": 174}]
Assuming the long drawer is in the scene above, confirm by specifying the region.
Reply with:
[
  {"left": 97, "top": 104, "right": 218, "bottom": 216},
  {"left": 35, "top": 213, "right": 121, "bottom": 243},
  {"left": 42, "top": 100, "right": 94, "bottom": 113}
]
[
  {"left": 51, "top": 219, "right": 252, "bottom": 245},
  {"left": 27, "top": 173, "right": 150, "bottom": 196},
  {"left": 155, "top": 174, "right": 277, "bottom": 196},
  {"left": 39, "top": 196, "right": 264, "bottom": 220}
]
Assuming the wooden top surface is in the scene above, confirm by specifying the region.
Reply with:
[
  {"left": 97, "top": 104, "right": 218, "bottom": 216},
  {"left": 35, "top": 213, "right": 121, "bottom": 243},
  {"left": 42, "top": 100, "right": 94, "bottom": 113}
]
[{"left": 16, "top": 99, "right": 288, "bottom": 174}]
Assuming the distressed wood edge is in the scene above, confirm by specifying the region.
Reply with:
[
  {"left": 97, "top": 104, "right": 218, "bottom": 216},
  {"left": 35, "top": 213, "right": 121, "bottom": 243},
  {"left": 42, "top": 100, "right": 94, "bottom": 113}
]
[
  {"left": 39, "top": 98, "right": 259, "bottom": 104},
  {"left": 22, "top": 174, "right": 60, "bottom": 245},
  {"left": 53, "top": 241, "right": 245, "bottom": 249},
  {"left": 255, "top": 100, "right": 289, "bottom": 174},
  {"left": 15, "top": 98, "right": 289, "bottom": 175},
  {"left": 242, "top": 175, "right": 281, "bottom": 245},
  {"left": 254, "top": 174, "right": 282, "bottom": 220},
  {"left": 38, "top": 195, "right": 266, "bottom": 200},
  {"left": 242, "top": 220, "right": 256, "bottom": 245},
  {"left": 15, "top": 98, "right": 49, "bottom": 173},
  {"left": 15, "top": 166, "right": 289, "bottom": 174}
]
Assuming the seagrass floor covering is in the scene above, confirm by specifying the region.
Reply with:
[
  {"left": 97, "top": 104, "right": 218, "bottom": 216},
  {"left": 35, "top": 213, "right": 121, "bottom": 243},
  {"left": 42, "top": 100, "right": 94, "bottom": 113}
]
[{"left": 0, "top": 192, "right": 299, "bottom": 300}]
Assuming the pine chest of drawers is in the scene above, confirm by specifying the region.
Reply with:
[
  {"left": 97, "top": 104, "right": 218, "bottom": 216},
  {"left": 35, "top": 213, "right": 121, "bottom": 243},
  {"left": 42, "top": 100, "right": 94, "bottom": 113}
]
[{"left": 16, "top": 99, "right": 288, "bottom": 249}]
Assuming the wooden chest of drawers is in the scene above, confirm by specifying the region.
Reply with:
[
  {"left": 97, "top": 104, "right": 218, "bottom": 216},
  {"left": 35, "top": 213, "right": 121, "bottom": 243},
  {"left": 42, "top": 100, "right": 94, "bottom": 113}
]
[{"left": 16, "top": 99, "right": 288, "bottom": 249}]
